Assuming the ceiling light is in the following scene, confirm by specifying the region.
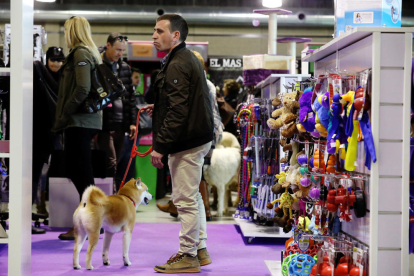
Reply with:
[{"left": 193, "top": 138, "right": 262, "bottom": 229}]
[
  {"left": 262, "top": 0, "right": 282, "bottom": 8},
  {"left": 36, "top": 0, "right": 56, "bottom": 2}
]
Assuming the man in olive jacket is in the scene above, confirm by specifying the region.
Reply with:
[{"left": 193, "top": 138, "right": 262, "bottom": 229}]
[{"left": 144, "top": 14, "right": 214, "bottom": 274}]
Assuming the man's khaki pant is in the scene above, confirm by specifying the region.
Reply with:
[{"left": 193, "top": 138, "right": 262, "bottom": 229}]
[{"left": 168, "top": 142, "right": 211, "bottom": 257}]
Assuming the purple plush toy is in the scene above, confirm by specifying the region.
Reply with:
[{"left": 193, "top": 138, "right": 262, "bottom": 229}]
[{"left": 298, "top": 88, "right": 316, "bottom": 132}]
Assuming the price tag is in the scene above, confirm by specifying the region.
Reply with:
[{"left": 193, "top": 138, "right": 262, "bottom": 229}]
[{"left": 298, "top": 236, "right": 310, "bottom": 252}]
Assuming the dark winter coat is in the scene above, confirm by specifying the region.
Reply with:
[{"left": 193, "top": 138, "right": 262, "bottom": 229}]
[
  {"left": 53, "top": 46, "right": 102, "bottom": 132},
  {"left": 101, "top": 52, "right": 137, "bottom": 132},
  {"left": 152, "top": 42, "right": 214, "bottom": 155}
]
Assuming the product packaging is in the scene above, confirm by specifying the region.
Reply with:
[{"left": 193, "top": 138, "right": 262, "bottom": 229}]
[{"left": 336, "top": 0, "right": 402, "bottom": 37}]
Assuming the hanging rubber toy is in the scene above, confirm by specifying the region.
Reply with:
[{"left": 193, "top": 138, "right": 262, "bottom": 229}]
[
  {"left": 342, "top": 91, "right": 358, "bottom": 171},
  {"left": 354, "top": 86, "right": 377, "bottom": 169}
]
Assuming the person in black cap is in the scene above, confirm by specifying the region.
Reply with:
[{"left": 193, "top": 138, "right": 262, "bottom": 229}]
[{"left": 45, "top": 46, "right": 65, "bottom": 83}]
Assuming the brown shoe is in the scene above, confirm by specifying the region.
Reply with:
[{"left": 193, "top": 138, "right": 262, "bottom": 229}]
[
  {"left": 156, "top": 200, "right": 178, "bottom": 217},
  {"left": 197, "top": 248, "right": 212, "bottom": 266},
  {"left": 58, "top": 227, "right": 74, "bottom": 240},
  {"left": 154, "top": 253, "right": 201, "bottom": 273}
]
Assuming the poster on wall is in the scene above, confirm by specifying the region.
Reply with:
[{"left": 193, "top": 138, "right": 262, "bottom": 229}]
[
  {"left": 208, "top": 56, "right": 244, "bottom": 92},
  {"left": 3, "top": 24, "right": 46, "bottom": 65}
]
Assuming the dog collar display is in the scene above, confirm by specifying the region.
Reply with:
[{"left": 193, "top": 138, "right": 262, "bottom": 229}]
[{"left": 122, "top": 195, "right": 136, "bottom": 207}]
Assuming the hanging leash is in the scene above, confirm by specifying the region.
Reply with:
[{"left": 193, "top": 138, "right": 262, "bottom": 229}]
[{"left": 119, "top": 107, "right": 153, "bottom": 189}]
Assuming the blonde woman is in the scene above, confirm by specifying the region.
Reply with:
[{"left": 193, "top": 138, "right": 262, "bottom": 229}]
[{"left": 52, "top": 16, "right": 102, "bottom": 240}]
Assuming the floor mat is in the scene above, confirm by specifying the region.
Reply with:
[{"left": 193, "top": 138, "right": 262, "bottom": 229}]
[{"left": 0, "top": 223, "right": 285, "bottom": 276}]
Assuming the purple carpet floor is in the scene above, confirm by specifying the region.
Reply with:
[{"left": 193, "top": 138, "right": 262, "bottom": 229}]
[{"left": 0, "top": 223, "right": 285, "bottom": 276}]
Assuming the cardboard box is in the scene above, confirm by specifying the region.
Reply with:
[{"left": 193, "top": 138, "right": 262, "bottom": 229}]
[{"left": 336, "top": 0, "right": 402, "bottom": 37}]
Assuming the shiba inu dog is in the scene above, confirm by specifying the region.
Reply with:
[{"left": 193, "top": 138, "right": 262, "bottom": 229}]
[{"left": 72, "top": 178, "right": 152, "bottom": 270}]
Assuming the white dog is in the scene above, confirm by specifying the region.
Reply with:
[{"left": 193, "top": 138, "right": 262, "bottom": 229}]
[{"left": 203, "top": 132, "right": 241, "bottom": 216}]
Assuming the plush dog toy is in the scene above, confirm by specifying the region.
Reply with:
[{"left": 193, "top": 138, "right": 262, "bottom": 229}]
[
  {"left": 313, "top": 92, "right": 330, "bottom": 137},
  {"left": 297, "top": 87, "right": 316, "bottom": 133}
]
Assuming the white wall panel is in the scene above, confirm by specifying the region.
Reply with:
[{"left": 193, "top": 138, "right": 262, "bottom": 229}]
[
  {"left": 378, "top": 142, "right": 403, "bottom": 176},
  {"left": 380, "top": 70, "right": 404, "bottom": 104},
  {"left": 378, "top": 178, "right": 402, "bottom": 213},
  {"left": 378, "top": 214, "right": 401, "bottom": 248},
  {"left": 380, "top": 34, "right": 405, "bottom": 67},
  {"left": 379, "top": 106, "right": 404, "bottom": 140}
]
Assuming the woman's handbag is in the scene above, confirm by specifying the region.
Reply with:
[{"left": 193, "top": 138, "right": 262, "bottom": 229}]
[{"left": 80, "top": 62, "right": 126, "bottom": 114}]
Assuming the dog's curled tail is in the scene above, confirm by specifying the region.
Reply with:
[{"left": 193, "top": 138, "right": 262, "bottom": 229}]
[{"left": 81, "top": 186, "right": 106, "bottom": 208}]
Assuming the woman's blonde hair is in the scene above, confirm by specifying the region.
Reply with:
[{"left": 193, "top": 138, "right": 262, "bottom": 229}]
[
  {"left": 191, "top": 50, "right": 205, "bottom": 70},
  {"left": 64, "top": 16, "right": 102, "bottom": 64}
]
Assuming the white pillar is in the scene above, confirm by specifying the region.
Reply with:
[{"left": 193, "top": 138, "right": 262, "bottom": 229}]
[
  {"left": 268, "top": 13, "right": 277, "bottom": 55},
  {"left": 9, "top": 0, "right": 33, "bottom": 275},
  {"left": 286, "top": 41, "right": 296, "bottom": 74}
]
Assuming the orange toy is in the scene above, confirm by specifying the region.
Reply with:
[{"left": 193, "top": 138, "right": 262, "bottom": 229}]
[
  {"left": 339, "top": 256, "right": 351, "bottom": 263},
  {"left": 349, "top": 267, "right": 367, "bottom": 276},
  {"left": 285, "top": 237, "right": 294, "bottom": 248},
  {"left": 321, "top": 265, "right": 333, "bottom": 276},
  {"left": 326, "top": 155, "right": 336, "bottom": 174},
  {"left": 334, "top": 263, "right": 350, "bottom": 276},
  {"left": 313, "top": 149, "right": 325, "bottom": 172}
]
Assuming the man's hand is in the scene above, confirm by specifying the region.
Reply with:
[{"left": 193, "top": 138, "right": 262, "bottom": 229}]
[
  {"left": 142, "top": 104, "right": 154, "bottom": 118},
  {"left": 129, "top": 125, "right": 136, "bottom": 139},
  {"left": 150, "top": 150, "right": 164, "bottom": 169}
]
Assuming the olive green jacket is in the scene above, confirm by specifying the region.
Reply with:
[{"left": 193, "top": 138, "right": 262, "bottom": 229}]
[{"left": 52, "top": 46, "right": 102, "bottom": 132}]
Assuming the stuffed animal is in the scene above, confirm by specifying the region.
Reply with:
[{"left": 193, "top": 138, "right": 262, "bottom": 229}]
[
  {"left": 313, "top": 92, "right": 330, "bottom": 137},
  {"left": 276, "top": 171, "right": 287, "bottom": 184},
  {"left": 280, "top": 139, "right": 292, "bottom": 152},
  {"left": 327, "top": 94, "right": 343, "bottom": 141},
  {"left": 272, "top": 96, "right": 282, "bottom": 107},
  {"left": 289, "top": 141, "right": 300, "bottom": 166},
  {"left": 286, "top": 163, "right": 300, "bottom": 185},
  {"left": 267, "top": 182, "right": 298, "bottom": 224},
  {"left": 267, "top": 91, "right": 301, "bottom": 138},
  {"left": 298, "top": 216, "right": 311, "bottom": 232},
  {"left": 297, "top": 87, "right": 316, "bottom": 133}
]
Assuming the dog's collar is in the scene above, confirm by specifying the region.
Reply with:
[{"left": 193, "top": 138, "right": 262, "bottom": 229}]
[{"left": 122, "top": 195, "right": 136, "bottom": 207}]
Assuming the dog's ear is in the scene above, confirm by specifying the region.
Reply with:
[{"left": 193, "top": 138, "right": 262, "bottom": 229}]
[{"left": 135, "top": 178, "right": 142, "bottom": 189}]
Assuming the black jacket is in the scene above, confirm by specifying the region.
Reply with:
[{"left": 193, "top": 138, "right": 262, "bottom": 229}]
[
  {"left": 101, "top": 52, "right": 137, "bottom": 132},
  {"left": 153, "top": 42, "right": 214, "bottom": 155}
]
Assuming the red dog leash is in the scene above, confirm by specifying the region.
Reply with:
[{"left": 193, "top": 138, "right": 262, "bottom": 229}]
[{"left": 119, "top": 108, "right": 152, "bottom": 189}]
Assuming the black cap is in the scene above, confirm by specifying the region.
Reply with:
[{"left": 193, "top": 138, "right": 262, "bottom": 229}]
[{"left": 46, "top": 47, "right": 65, "bottom": 62}]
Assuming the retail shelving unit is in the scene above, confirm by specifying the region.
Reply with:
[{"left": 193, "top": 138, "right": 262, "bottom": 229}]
[
  {"left": 0, "top": 0, "right": 34, "bottom": 276},
  {"left": 265, "top": 27, "right": 414, "bottom": 276},
  {"left": 258, "top": 74, "right": 311, "bottom": 172},
  {"left": 234, "top": 74, "right": 310, "bottom": 243}
]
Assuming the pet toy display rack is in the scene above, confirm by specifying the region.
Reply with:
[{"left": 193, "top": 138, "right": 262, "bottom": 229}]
[
  {"left": 233, "top": 74, "right": 311, "bottom": 244},
  {"left": 263, "top": 27, "right": 414, "bottom": 276}
]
